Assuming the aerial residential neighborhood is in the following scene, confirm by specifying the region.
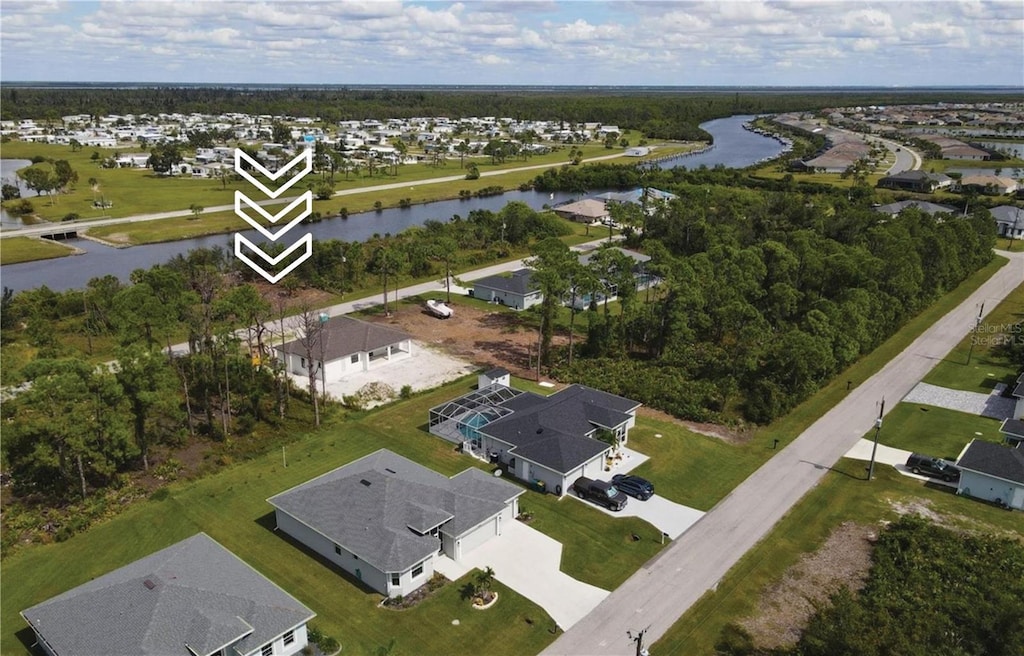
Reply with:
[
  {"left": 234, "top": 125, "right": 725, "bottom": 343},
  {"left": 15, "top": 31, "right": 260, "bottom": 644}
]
[{"left": 2, "top": 3, "right": 1023, "bottom": 656}]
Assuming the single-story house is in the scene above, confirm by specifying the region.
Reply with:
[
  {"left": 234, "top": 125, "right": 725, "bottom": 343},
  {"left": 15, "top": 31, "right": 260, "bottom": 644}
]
[
  {"left": 942, "top": 144, "right": 990, "bottom": 160},
  {"left": 573, "top": 246, "right": 657, "bottom": 308},
  {"left": 552, "top": 198, "right": 610, "bottom": 224},
  {"left": 624, "top": 146, "right": 650, "bottom": 157},
  {"left": 956, "top": 175, "right": 1019, "bottom": 196},
  {"left": 471, "top": 268, "right": 541, "bottom": 310},
  {"left": 275, "top": 315, "right": 412, "bottom": 382},
  {"left": 429, "top": 383, "right": 641, "bottom": 496},
  {"left": 955, "top": 439, "right": 1024, "bottom": 510},
  {"left": 596, "top": 187, "right": 677, "bottom": 210},
  {"left": 21, "top": 533, "right": 315, "bottom": 656},
  {"left": 873, "top": 200, "right": 958, "bottom": 218},
  {"left": 268, "top": 449, "right": 524, "bottom": 598},
  {"left": 876, "top": 170, "right": 953, "bottom": 193},
  {"left": 991, "top": 206, "right": 1024, "bottom": 238},
  {"left": 999, "top": 418, "right": 1024, "bottom": 448}
]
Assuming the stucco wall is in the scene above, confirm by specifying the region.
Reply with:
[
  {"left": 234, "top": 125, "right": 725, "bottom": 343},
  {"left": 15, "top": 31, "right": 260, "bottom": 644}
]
[
  {"left": 275, "top": 510, "right": 389, "bottom": 595},
  {"left": 958, "top": 471, "right": 1024, "bottom": 509}
]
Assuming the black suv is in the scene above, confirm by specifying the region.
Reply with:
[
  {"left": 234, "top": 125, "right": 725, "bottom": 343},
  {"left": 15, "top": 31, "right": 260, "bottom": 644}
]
[
  {"left": 611, "top": 474, "right": 655, "bottom": 500},
  {"left": 905, "top": 453, "right": 961, "bottom": 482}
]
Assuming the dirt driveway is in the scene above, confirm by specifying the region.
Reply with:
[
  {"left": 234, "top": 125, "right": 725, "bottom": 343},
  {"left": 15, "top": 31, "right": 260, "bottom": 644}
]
[{"left": 365, "top": 300, "right": 566, "bottom": 380}]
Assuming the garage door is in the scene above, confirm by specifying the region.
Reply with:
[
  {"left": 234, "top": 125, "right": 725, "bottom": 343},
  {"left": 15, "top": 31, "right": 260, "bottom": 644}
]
[{"left": 457, "top": 516, "right": 499, "bottom": 559}]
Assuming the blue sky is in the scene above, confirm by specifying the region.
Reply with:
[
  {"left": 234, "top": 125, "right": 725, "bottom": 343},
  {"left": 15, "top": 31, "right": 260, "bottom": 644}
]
[{"left": 1, "top": 1, "right": 1022, "bottom": 87}]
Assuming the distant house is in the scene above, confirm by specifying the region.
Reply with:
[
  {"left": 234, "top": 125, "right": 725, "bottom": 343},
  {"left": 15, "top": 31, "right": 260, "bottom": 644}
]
[
  {"left": 1011, "top": 373, "right": 1024, "bottom": 419},
  {"left": 21, "top": 533, "right": 315, "bottom": 656},
  {"left": 429, "top": 383, "right": 641, "bottom": 496},
  {"left": 268, "top": 449, "right": 524, "bottom": 598},
  {"left": 990, "top": 206, "right": 1024, "bottom": 238},
  {"left": 552, "top": 198, "right": 610, "bottom": 224},
  {"left": 956, "top": 175, "right": 1019, "bottom": 196},
  {"left": 873, "top": 200, "right": 958, "bottom": 217},
  {"left": 624, "top": 146, "right": 650, "bottom": 157},
  {"left": 955, "top": 439, "right": 1024, "bottom": 510},
  {"left": 942, "top": 144, "right": 990, "bottom": 160},
  {"left": 1000, "top": 418, "right": 1024, "bottom": 448},
  {"left": 274, "top": 315, "right": 412, "bottom": 382},
  {"left": 471, "top": 268, "right": 541, "bottom": 310},
  {"left": 596, "top": 187, "right": 676, "bottom": 209},
  {"left": 876, "top": 170, "right": 953, "bottom": 193}
]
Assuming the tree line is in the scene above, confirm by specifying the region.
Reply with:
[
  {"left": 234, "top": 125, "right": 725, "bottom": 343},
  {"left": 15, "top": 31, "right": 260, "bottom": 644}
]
[
  {"left": 5, "top": 87, "right": 1021, "bottom": 142},
  {"left": 530, "top": 178, "right": 995, "bottom": 423}
]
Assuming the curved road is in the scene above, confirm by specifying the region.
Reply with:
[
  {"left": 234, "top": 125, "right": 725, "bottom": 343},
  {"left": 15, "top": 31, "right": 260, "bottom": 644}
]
[
  {"left": 0, "top": 152, "right": 628, "bottom": 240},
  {"left": 541, "top": 250, "right": 1023, "bottom": 656}
]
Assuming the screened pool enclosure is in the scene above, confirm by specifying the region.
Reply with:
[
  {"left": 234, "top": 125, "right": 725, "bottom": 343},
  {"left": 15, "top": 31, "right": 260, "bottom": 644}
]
[{"left": 428, "top": 385, "right": 523, "bottom": 448}]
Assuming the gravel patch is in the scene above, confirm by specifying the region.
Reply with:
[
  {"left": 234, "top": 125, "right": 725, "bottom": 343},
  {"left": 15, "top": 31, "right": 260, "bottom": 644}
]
[
  {"left": 903, "top": 382, "right": 1015, "bottom": 419},
  {"left": 739, "top": 522, "right": 876, "bottom": 650}
]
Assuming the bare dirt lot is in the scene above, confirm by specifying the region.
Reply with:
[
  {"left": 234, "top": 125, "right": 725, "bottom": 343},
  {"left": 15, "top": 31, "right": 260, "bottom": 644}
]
[
  {"left": 739, "top": 521, "right": 877, "bottom": 650},
  {"left": 364, "top": 300, "right": 567, "bottom": 380}
]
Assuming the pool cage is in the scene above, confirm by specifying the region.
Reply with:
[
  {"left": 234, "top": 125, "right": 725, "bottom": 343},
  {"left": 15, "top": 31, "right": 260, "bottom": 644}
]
[{"left": 428, "top": 385, "right": 524, "bottom": 453}]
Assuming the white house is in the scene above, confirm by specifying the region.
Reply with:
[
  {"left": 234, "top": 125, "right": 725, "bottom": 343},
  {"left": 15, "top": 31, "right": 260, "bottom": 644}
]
[
  {"left": 275, "top": 315, "right": 412, "bottom": 383},
  {"left": 429, "top": 383, "right": 641, "bottom": 496},
  {"left": 21, "top": 533, "right": 315, "bottom": 656},
  {"left": 268, "top": 449, "right": 524, "bottom": 598},
  {"left": 955, "top": 439, "right": 1024, "bottom": 510}
]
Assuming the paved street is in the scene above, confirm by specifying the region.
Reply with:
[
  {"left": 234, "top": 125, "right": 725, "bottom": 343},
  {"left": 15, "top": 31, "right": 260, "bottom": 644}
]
[{"left": 541, "top": 250, "right": 1023, "bottom": 656}]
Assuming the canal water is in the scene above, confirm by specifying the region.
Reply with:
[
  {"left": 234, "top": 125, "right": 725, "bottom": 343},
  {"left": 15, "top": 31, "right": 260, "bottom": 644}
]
[{"left": 1, "top": 115, "right": 786, "bottom": 293}]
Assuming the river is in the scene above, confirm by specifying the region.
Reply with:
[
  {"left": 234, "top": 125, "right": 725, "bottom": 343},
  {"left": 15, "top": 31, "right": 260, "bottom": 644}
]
[{"left": 1, "top": 115, "right": 785, "bottom": 293}]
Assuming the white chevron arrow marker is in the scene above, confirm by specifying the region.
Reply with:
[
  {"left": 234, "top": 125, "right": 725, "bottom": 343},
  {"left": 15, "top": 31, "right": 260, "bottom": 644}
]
[
  {"left": 235, "top": 190, "right": 312, "bottom": 241},
  {"left": 234, "top": 148, "right": 313, "bottom": 198},
  {"left": 232, "top": 148, "right": 315, "bottom": 283}
]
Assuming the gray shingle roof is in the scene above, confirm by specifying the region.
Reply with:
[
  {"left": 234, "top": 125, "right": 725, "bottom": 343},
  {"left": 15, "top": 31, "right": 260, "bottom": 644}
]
[
  {"left": 1014, "top": 373, "right": 1024, "bottom": 398},
  {"left": 472, "top": 269, "right": 538, "bottom": 295},
  {"left": 1000, "top": 418, "right": 1024, "bottom": 439},
  {"left": 481, "top": 384, "right": 640, "bottom": 474},
  {"left": 267, "top": 450, "right": 523, "bottom": 574},
  {"left": 21, "top": 533, "right": 314, "bottom": 656},
  {"left": 957, "top": 439, "right": 1024, "bottom": 484},
  {"left": 277, "top": 315, "right": 410, "bottom": 362},
  {"left": 874, "top": 200, "right": 958, "bottom": 216},
  {"left": 990, "top": 205, "right": 1023, "bottom": 226}
]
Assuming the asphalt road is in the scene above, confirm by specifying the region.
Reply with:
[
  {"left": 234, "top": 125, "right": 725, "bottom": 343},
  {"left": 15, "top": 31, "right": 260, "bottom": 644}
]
[
  {"left": 0, "top": 152, "right": 627, "bottom": 240},
  {"left": 541, "top": 249, "right": 1024, "bottom": 656}
]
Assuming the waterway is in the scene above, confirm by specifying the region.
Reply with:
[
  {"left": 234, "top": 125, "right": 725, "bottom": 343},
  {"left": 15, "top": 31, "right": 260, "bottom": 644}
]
[
  {"left": 1, "top": 115, "right": 786, "bottom": 293},
  {"left": 0, "top": 159, "right": 39, "bottom": 227}
]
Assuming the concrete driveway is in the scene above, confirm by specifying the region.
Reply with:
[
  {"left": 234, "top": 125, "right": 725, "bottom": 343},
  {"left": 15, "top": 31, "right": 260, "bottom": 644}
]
[
  {"left": 844, "top": 438, "right": 958, "bottom": 487},
  {"left": 568, "top": 492, "right": 705, "bottom": 540},
  {"left": 433, "top": 519, "right": 608, "bottom": 630}
]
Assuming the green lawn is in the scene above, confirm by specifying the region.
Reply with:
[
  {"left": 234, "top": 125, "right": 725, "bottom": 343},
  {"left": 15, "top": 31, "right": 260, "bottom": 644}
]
[
  {"left": 0, "top": 236, "right": 77, "bottom": 265},
  {"left": 2, "top": 375, "right": 668, "bottom": 656},
  {"left": 871, "top": 403, "right": 1003, "bottom": 460},
  {"left": 922, "top": 282, "right": 1024, "bottom": 394}
]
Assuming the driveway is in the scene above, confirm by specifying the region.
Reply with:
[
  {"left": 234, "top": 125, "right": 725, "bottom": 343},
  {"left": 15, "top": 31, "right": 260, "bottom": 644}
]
[
  {"left": 568, "top": 492, "right": 704, "bottom": 540},
  {"left": 433, "top": 519, "right": 609, "bottom": 630},
  {"left": 844, "top": 438, "right": 958, "bottom": 488}
]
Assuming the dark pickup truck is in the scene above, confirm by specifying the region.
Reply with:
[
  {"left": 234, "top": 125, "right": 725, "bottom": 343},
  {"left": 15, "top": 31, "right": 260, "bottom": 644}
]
[{"left": 572, "top": 476, "right": 629, "bottom": 511}]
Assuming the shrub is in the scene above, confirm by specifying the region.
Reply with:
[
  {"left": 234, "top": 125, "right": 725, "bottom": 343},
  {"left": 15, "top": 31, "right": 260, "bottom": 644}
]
[
  {"left": 400, "top": 384, "right": 412, "bottom": 399},
  {"left": 5, "top": 199, "right": 34, "bottom": 215},
  {"left": 61, "top": 212, "right": 80, "bottom": 222}
]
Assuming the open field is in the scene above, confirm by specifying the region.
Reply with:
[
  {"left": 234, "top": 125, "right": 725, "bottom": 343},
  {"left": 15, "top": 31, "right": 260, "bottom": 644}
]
[
  {"left": 920, "top": 157, "right": 1024, "bottom": 173},
  {"left": 0, "top": 236, "right": 78, "bottom": 265}
]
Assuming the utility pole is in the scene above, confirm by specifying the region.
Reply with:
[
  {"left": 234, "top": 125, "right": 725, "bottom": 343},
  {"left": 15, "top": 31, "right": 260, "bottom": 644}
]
[
  {"left": 318, "top": 312, "right": 329, "bottom": 399},
  {"left": 966, "top": 302, "right": 985, "bottom": 365},
  {"left": 866, "top": 398, "right": 885, "bottom": 481},
  {"left": 628, "top": 627, "right": 650, "bottom": 656}
]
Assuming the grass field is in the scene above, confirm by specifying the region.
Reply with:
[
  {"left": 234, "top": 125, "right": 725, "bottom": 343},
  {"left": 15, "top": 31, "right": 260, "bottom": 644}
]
[
  {"left": 921, "top": 281, "right": 1024, "bottom": 394},
  {"left": 0, "top": 236, "right": 77, "bottom": 265}
]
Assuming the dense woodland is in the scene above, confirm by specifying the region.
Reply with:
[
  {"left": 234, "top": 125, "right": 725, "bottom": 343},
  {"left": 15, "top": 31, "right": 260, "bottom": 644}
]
[
  {"left": 4, "top": 87, "right": 1022, "bottom": 141},
  {"left": 532, "top": 164, "right": 996, "bottom": 423},
  {"left": 717, "top": 516, "right": 1024, "bottom": 656}
]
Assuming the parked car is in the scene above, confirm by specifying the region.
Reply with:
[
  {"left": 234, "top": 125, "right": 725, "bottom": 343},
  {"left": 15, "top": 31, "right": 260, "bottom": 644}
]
[
  {"left": 611, "top": 474, "right": 655, "bottom": 500},
  {"left": 572, "top": 476, "right": 628, "bottom": 511},
  {"left": 905, "top": 453, "right": 961, "bottom": 482}
]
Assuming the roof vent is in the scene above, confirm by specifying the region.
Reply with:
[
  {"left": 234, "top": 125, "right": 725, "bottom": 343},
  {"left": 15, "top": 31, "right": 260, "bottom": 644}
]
[
  {"left": 360, "top": 479, "right": 372, "bottom": 487},
  {"left": 384, "top": 468, "right": 397, "bottom": 474},
  {"left": 536, "top": 428, "right": 544, "bottom": 434},
  {"left": 143, "top": 579, "right": 156, "bottom": 590}
]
